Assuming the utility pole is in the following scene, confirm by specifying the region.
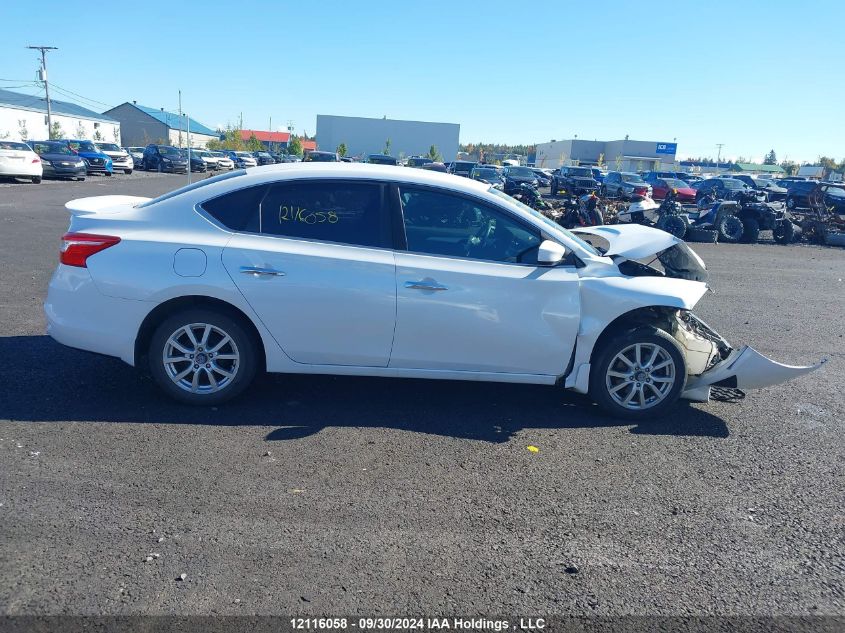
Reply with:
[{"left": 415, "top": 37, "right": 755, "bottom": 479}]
[
  {"left": 27, "top": 45, "right": 58, "bottom": 138},
  {"left": 269, "top": 115, "right": 272, "bottom": 151},
  {"left": 716, "top": 143, "right": 724, "bottom": 173},
  {"left": 178, "top": 90, "right": 183, "bottom": 148}
]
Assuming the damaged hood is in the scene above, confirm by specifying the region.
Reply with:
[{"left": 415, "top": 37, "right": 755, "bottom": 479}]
[{"left": 574, "top": 224, "right": 680, "bottom": 259}]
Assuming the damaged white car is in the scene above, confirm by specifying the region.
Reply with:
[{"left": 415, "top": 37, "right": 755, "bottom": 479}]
[{"left": 44, "top": 164, "right": 823, "bottom": 419}]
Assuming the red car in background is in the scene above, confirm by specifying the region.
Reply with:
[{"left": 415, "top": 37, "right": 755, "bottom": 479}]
[{"left": 651, "top": 178, "right": 696, "bottom": 202}]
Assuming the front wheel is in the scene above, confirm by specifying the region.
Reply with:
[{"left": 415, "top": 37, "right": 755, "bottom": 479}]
[
  {"left": 148, "top": 309, "right": 259, "bottom": 405},
  {"left": 717, "top": 215, "right": 744, "bottom": 243},
  {"left": 590, "top": 326, "right": 686, "bottom": 420},
  {"left": 740, "top": 217, "right": 760, "bottom": 243},
  {"left": 125, "top": 169, "right": 133, "bottom": 175},
  {"left": 657, "top": 215, "right": 687, "bottom": 239},
  {"left": 773, "top": 220, "right": 796, "bottom": 244}
]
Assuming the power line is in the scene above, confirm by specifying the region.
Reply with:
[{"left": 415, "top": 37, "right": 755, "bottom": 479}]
[{"left": 49, "top": 82, "right": 116, "bottom": 109}]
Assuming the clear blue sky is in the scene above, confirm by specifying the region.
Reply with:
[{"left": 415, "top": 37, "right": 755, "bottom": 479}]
[{"left": 2, "top": 1, "right": 843, "bottom": 162}]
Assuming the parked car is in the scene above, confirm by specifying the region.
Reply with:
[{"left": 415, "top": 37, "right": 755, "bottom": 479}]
[
  {"left": 724, "top": 174, "right": 787, "bottom": 201},
  {"left": 125, "top": 147, "right": 146, "bottom": 169},
  {"left": 642, "top": 171, "right": 678, "bottom": 184},
  {"left": 502, "top": 165, "right": 538, "bottom": 193},
  {"left": 421, "top": 162, "right": 448, "bottom": 173},
  {"left": 694, "top": 178, "right": 761, "bottom": 202},
  {"left": 63, "top": 139, "right": 113, "bottom": 176},
  {"left": 785, "top": 180, "right": 845, "bottom": 212},
  {"left": 678, "top": 173, "right": 703, "bottom": 184},
  {"left": 551, "top": 166, "right": 598, "bottom": 196},
  {"left": 470, "top": 166, "right": 504, "bottom": 188},
  {"left": 601, "top": 172, "right": 652, "bottom": 199},
  {"left": 45, "top": 164, "right": 821, "bottom": 419},
  {"left": 188, "top": 148, "right": 219, "bottom": 170},
  {"left": 225, "top": 151, "right": 258, "bottom": 168},
  {"left": 448, "top": 161, "right": 477, "bottom": 178},
  {"left": 209, "top": 151, "right": 234, "bottom": 170},
  {"left": 178, "top": 149, "right": 208, "bottom": 173},
  {"left": 30, "top": 140, "right": 86, "bottom": 181},
  {"left": 302, "top": 151, "right": 339, "bottom": 162},
  {"left": 252, "top": 151, "right": 276, "bottom": 166},
  {"left": 407, "top": 156, "right": 433, "bottom": 168},
  {"left": 650, "top": 178, "right": 696, "bottom": 202},
  {"left": 142, "top": 145, "right": 188, "bottom": 173},
  {"left": 530, "top": 168, "right": 551, "bottom": 187},
  {"left": 95, "top": 142, "right": 133, "bottom": 174},
  {"left": 0, "top": 140, "right": 42, "bottom": 183},
  {"left": 590, "top": 167, "right": 606, "bottom": 184},
  {"left": 367, "top": 154, "right": 398, "bottom": 165}
]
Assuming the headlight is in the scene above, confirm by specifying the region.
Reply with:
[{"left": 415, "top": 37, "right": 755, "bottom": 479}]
[
  {"left": 41, "top": 159, "right": 52, "bottom": 166},
  {"left": 162, "top": 158, "right": 171, "bottom": 163}
]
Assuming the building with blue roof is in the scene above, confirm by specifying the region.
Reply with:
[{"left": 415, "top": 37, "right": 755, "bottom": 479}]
[
  {"left": 0, "top": 88, "right": 121, "bottom": 144},
  {"left": 104, "top": 101, "right": 219, "bottom": 148}
]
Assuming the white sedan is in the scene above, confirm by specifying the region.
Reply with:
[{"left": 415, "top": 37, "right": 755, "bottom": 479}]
[
  {"left": 45, "top": 164, "right": 822, "bottom": 418},
  {"left": 0, "top": 140, "right": 43, "bottom": 183}
]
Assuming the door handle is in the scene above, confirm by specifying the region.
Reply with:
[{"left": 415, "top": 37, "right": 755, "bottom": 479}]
[
  {"left": 240, "top": 266, "right": 285, "bottom": 277},
  {"left": 404, "top": 280, "right": 447, "bottom": 291}
]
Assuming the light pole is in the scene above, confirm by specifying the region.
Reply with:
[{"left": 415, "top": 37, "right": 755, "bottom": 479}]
[{"left": 27, "top": 45, "right": 58, "bottom": 138}]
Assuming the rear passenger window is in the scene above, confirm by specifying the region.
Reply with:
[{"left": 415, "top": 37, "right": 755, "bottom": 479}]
[
  {"left": 201, "top": 185, "right": 267, "bottom": 232},
  {"left": 260, "top": 181, "right": 389, "bottom": 248}
]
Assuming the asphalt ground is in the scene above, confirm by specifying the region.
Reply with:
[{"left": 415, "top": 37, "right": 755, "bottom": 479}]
[{"left": 0, "top": 172, "right": 843, "bottom": 622}]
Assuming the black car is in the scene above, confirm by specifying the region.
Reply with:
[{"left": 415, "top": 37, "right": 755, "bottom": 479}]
[
  {"left": 407, "top": 156, "right": 433, "bottom": 168},
  {"left": 142, "top": 145, "right": 188, "bottom": 173},
  {"left": 530, "top": 168, "right": 552, "bottom": 187},
  {"left": 694, "top": 177, "right": 759, "bottom": 202},
  {"left": 179, "top": 149, "right": 208, "bottom": 172},
  {"left": 502, "top": 165, "right": 538, "bottom": 194},
  {"left": 552, "top": 165, "right": 598, "bottom": 196},
  {"left": 785, "top": 181, "right": 845, "bottom": 212},
  {"left": 29, "top": 140, "right": 87, "bottom": 181},
  {"left": 448, "top": 161, "right": 477, "bottom": 178},
  {"left": 302, "top": 151, "right": 339, "bottom": 162},
  {"left": 252, "top": 151, "right": 276, "bottom": 166},
  {"left": 470, "top": 166, "right": 504, "bottom": 187},
  {"left": 727, "top": 175, "right": 788, "bottom": 201},
  {"left": 367, "top": 154, "right": 398, "bottom": 165}
]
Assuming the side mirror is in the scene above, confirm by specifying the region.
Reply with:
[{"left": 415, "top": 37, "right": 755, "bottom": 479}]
[{"left": 538, "top": 240, "right": 566, "bottom": 266}]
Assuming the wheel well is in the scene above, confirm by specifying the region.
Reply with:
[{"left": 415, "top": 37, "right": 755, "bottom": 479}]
[
  {"left": 134, "top": 296, "right": 266, "bottom": 371},
  {"left": 589, "top": 306, "right": 678, "bottom": 365}
]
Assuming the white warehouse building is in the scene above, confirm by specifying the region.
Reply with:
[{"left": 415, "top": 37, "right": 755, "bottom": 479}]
[{"left": 0, "top": 88, "right": 120, "bottom": 144}]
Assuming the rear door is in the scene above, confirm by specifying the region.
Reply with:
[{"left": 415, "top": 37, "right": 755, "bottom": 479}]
[{"left": 215, "top": 179, "right": 397, "bottom": 367}]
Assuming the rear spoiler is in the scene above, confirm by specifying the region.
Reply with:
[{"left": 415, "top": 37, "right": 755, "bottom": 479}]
[{"left": 65, "top": 195, "right": 150, "bottom": 216}]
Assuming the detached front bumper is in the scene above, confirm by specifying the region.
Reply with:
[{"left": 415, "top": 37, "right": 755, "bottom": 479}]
[{"left": 681, "top": 346, "right": 826, "bottom": 402}]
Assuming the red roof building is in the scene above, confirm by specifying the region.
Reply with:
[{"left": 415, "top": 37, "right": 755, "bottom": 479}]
[{"left": 238, "top": 129, "right": 317, "bottom": 152}]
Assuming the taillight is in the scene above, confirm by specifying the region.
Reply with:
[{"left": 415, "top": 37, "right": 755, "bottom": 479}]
[
  {"left": 60, "top": 233, "right": 121, "bottom": 267},
  {"left": 32, "top": 157, "right": 41, "bottom": 163}
]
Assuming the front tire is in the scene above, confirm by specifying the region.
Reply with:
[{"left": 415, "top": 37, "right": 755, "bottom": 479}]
[
  {"left": 590, "top": 326, "right": 686, "bottom": 420},
  {"left": 773, "top": 220, "right": 796, "bottom": 244},
  {"left": 125, "top": 169, "right": 133, "bottom": 175},
  {"left": 148, "top": 309, "right": 259, "bottom": 405},
  {"left": 657, "top": 215, "right": 687, "bottom": 239},
  {"left": 717, "top": 215, "right": 744, "bottom": 243}
]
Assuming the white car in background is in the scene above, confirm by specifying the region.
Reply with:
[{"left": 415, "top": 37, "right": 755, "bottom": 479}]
[
  {"left": 125, "top": 146, "right": 145, "bottom": 169},
  {"left": 95, "top": 142, "right": 133, "bottom": 174},
  {"left": 189, "top": 148, "right": 219, "bottom": 170},
  {"left": 44, "top": 164, "right": 823, "bottom": 418},
  {"left": 209, "top": 151, "right": 234, "bottom": 170},
  {"left": 0, "top": 140, "right": 43, "bottom": 183}
]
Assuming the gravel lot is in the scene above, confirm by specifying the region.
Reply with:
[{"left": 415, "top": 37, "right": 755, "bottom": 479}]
[{"left": 0, "top": 173, "right": 843, "bottom": 620}]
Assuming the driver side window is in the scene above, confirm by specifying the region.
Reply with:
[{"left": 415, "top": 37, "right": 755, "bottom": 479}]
[{"left": 398, "top": 187, "right": 541, "bottom": 264}]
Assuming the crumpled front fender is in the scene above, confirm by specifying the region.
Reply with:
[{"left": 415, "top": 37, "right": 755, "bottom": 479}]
[{"left": 682, "top": 346, "right": 826, "bottom": 402}]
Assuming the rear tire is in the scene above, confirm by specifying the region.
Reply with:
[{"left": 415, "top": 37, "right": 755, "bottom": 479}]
[
  {"left": 148, "top": 308, "right": 259, "bottom": 405},
  {"left": 717, "top": 215, "right": 744, "bottom": 243},
  {"left": 740, "top": 217, "right": 760, "bottom": 243},
  {"left": 32, "top": 176, "right": 41, "bottom": 184},
  {"left": 589, "top": 326, "right": 686, "bottom": 420},
  {"left": 125, "top": 169, "right": 133, "bottom": 175},
  {"left": 657, "top": 215, "right": 687, "bottom": 239}
]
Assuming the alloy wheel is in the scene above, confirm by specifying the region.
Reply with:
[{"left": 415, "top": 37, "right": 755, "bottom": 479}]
[
  {"left": 605, "top": 343, "right": 676, "bottom": 411},
  {"left": 162, "top": 323, "right": 240, "bottom": 394}
]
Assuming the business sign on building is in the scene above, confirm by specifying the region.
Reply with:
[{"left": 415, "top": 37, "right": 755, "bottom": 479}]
[{"left": 656, "top": 142, "right": 677, "bottom": 155}]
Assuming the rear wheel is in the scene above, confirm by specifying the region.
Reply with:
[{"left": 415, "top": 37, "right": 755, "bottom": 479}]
[
  {"left": 31, "top": 176, "right": 41, "bottom": 184},
  {"left": 740, "top": 217, "right": 760, "bottom": 243},
  {"left": 657, "top": 215, "right": 687, "bottom": 239},
  {"left": 148, "top": 309, "right": 259, "bottom": 405},
  {"left": 773, "top": 220, "right": 795, "bottom": 244},
  {"left": 590, "top": 326, "right": 686, "bottom": 420},
  {"left": 125, "top": 169, "right": 133, "bottom": 175}
]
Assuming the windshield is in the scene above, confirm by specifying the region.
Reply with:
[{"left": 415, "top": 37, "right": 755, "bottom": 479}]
[
  {"left": 137, "top": 170, "right": 247, "bottom": 208},
  {"left": 621, "top": 173, "right": 645, "bottom": 183},
  {"left": 722, "top": 179, "right": 745, "bottom": 189},
  {"left": 508, "top": 167, "right": 534, "bottom": 178},
  {"left": 158, "top": 146, "right": 182, "bottom": 156},
  {"left": 304, "top": 152, "right": 337, "bottom": 162},
  {"left": 487, "top": 187, "right": 599, "bottom": 256},
  {"left": 34, "top": 142, "right": 73, "bottom": 155},
  {"left": 825, "top": 186, "right": 845, "bottom": 199},
  {"left": 0, "top": 141, "right": 32, "bottom": 151},
  {"left": 569, "top": 167, "right": 592, "bottom": 177},
  {"left": 473, "top": 168, "right": 499, "bottom": 179},
  {"left": 664, "top": 178, "right": 688, "bottom": 188},
  {"left": 70, "top": 141, "right": 98, "bottom": 153},
  {"left": 235, "top": 152, "right": 253, "bottom": 158},
  {"left": 97, "top": 143, "right": 121, "bottom": 151}
]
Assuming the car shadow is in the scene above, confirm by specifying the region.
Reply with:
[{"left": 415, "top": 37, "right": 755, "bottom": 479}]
[{"left": 0, "top": 336, "right": 730, "bottom": 443}]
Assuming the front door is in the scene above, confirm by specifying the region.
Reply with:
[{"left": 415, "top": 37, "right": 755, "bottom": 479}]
[
  {"left": 217, "top": 179, "right": 396, "bottom": 367},
  {"left": 389, "top": 186, "right": 581, "bottom": 376}
]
